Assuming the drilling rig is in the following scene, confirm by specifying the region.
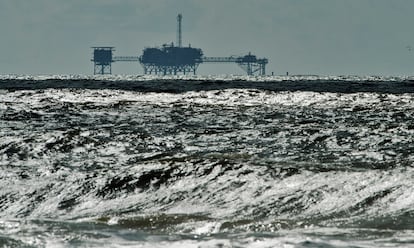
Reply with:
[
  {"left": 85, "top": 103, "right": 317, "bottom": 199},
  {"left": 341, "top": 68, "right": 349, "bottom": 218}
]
[{"left": 92, "top": 14, "right": 268, "bottom": 75}]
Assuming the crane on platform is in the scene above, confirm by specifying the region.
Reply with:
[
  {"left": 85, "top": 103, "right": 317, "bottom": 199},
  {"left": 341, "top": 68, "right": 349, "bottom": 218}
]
[{"left": 177, "top": 14, "right": 182, "bottom": 48}]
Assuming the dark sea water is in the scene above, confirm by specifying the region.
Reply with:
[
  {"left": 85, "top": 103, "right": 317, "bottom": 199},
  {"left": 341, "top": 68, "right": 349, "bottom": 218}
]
[{"left": 0, "top": 75, "right": 414, "bottom": 247}]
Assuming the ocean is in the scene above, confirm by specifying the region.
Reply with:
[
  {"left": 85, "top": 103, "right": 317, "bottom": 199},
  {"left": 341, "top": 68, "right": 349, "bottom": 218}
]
[{"left": 0, "top": 75, "right": 413, "bottom": 247}]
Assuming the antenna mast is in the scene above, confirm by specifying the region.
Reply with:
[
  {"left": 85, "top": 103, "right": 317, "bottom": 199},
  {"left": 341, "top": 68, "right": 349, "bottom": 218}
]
[{"left": 177, "top": 14, "right": 182, "bottom": 47}]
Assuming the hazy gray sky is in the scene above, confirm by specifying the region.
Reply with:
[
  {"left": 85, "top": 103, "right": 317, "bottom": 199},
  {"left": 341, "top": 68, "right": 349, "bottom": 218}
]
[{"left": 2, "top": 0, "right": 414, "bottom": 76}]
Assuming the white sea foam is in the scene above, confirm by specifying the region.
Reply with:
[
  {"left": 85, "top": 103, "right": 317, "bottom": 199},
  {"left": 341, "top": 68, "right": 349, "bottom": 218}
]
[
  {"left": 0, "top": 74, "right": 413, "bottom": 82},
  {"left": 1, "top": 82, "right": 413, "bottom": 247}
]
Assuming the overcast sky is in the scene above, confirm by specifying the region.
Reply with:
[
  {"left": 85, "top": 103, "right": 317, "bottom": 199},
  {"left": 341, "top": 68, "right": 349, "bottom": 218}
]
[{"left": 2, "top": 0, "right": 414, "bottom": 76}]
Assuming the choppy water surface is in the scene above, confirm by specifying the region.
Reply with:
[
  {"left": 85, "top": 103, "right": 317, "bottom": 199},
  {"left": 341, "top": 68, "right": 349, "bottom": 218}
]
[{"left": 0, "top": 76, "right": 413, "bottom": 247}]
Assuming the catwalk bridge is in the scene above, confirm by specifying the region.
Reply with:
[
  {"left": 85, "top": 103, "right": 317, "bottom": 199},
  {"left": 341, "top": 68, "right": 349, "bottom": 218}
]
[{"left": 92, "top": 14, "right": 268, "bottom": 76}]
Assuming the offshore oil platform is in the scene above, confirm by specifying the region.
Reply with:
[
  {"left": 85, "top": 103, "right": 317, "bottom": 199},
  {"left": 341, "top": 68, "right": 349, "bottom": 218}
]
[{"left": 92, "top": 14, "right": 268, "bottom": 76}]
